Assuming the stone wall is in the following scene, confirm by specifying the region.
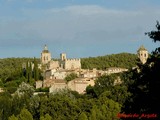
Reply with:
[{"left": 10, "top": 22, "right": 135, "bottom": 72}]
[
  {"left": 64, "top": 59, "right": 81, "bottom": 70},
  {"left": 35, "top": 81, "right": 43, "bottom": 89},
  {"left": 48, "top": 60, "right": 59, "bottom": 69},
  {"left": 41, "top": 52, "right": 51, "bottom": 64},
  {"left": 138, "top": 50, "right": 148, "bottom": 64},
  {"left": 68, "top": 78, "right": 88, "bottom": 94}
]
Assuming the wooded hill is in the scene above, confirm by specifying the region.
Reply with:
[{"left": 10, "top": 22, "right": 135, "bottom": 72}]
[
  {"left": 81, "top": 53, "right": 138, "bottom": 70},
  {"left": 0, "top": 53, "right": 137, "bottom": 82}
]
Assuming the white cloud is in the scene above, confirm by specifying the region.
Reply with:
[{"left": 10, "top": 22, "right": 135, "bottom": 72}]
[{"left": 50, "top": 5, "right": 137, "bottom": 16}]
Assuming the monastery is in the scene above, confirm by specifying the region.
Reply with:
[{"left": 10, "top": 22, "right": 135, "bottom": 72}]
[
  {"left": 35, "top": 45, "right": 148, "bottom": 94},
  {"left": 41, "top": 45, "right": 81, "bottom": 70}
]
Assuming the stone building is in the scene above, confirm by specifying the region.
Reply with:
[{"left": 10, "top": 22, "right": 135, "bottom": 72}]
[
  {"left": 137, "top": 45, "right": 148, "bottom": 64},
  {"left": 68, "top": 78, "right": 88, "bottom": 94},
  {"left": 49, "top": 79, "right": 67, "bottom": 93},
  {"left": 40, "top": 45, "right": 81, "bottom": 70},
  {"left": 41, "top": 45, "right": 51, "bottom": 64},
  {"left": 48, "top": 61, "right": 59, "bottom": 70},
  {"left": 80, "top": 68, "right": 97, "bottom": 78},
  {"left": 64, "top": 59, "right": 81, "bottom": 70},
  {"left": 105, "top": 67, "right": 128, "bottom": 74},
  {"left": 60, "top": 53, "right": 81, "bottom": 70}
]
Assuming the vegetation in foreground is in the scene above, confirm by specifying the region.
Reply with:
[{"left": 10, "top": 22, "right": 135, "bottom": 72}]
[{"left": 0, "top": 22, "right": 160, "bottom": 119}]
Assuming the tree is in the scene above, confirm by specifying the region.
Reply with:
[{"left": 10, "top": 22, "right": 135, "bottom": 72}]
[
  {"left": 15, "top": 82, "right": 35, "bottom": 97},
  {"left": 18, "top": 108, "right": 33, "bottom": 120},
  {"left": 81, "top": 53, "right": 137, "bottom": 70},
  {"left": 33, "top": 57, "right": 39, "bottom": 81},
  {"left": 78, "top": 112, "right": 88, "bottom": 120},
  {"left": 122, "top": 21, "right": 160, "bottom": 118},
  {"left": 8, "top": 115, "right": 18, "bottom": 120},
  {"left": 0, "top": 94, "right": 12, "bottom": 120},
  {"left": 89, "top": 105, "right": 103, "bottom": 120},
  {"left": 39, "top": 93, "right": 81, "bottom": 120},
  {"left": 65, "top": 73, "right": 78, "bottom": 82},
  {"left": 93, "top": 74, "right": 115, "bottom": 97},
  {"left": 40, "top": 114, "right": 52, "bottom": 120},
  {"left": 90, "top": 74, "right": 130, "bottom": 104}
]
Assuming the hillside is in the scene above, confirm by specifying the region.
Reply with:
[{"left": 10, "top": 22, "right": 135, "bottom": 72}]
[
  {"left": 81, "top": 53, "right": 138, "bottom": 70},
  {"left": 0, "top": 58, "right": 38, "bottom": 81},
  {"left": 0, "top": 53, "right": 137, "bottom": 82}
]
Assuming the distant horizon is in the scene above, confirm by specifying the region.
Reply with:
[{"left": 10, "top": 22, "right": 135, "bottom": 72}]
[{"left": 0, "top": 48, "right": 146, "bottom": 59}]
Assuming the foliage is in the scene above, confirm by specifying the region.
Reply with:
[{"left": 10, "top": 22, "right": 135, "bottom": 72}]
[
  {"left": 8, "top": 114, "right": 18, "bottom": 120},
  {"left": 18, "top": 108, "right": 33, "bottom": 120},
  {"left": 33, "top": 57, "right": 39, "bottom": 81},
  {"left": 0, "top": 93, "right": 12, "bottom": 120},
  {"left": 40, "top": 114, "right": 52, "bottom": 120},
  {"left": 35, "top": 87, "right": 49, "bottom": 92},
  {"left": 0, "top": 58, "right": 34, "bottom": 82},
  {"left": 78, "top": 112, "right": 88, "bottom": 120},
  {"left": 0, "top": 58, "right": 42, "bottom": 93},
  {"left": 0, "top": 44, "right": 142, "bottom": 120},
  {"left": 65, "top": 73, "right": 78, "bottom": 82},
  {"left": 15, "top": 82, "right": 35, "bottom": 97},
  {"left": 39, "top": 93, "right": 81, "bottom": 120},
  {"left": 122, "top": 21, "right": 160, "bottom": 119},
  {"left": 0, "top": 58, "right": 41, "bottom": 83},
  {"left": 0, "top": 86, "right": 122, "bottom": 120},
  {"left": 81, "top": 53, "right": 137, "bottom": 70},
  {"left": 86, "top": 74, "right": 131, "bottom": 105}
]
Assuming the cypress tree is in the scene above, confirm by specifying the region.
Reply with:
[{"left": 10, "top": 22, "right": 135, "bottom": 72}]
[
  {"left": 26, "top": 61, "right": 29, "bottom": 82},
  {"left": 33, "top": 57, "right": 39, "bottom": 81},
  {"left": 28, "top": 62, "right": 32, "bottom": 83}
]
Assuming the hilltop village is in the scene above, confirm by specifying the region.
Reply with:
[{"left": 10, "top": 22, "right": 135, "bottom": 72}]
[{"left": 35, "top": 45, "right": 148, "bottom": 94}]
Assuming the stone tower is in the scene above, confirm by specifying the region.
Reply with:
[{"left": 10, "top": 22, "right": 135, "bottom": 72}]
[
  {"left": 60, "top": 53, "right": 67, "bottom": 61},
  {"left": 137, "top": 45, "right": 148, "bottom": 64},
  {"left": 41, "top": 45, "right": 51, "bottom": 64}
]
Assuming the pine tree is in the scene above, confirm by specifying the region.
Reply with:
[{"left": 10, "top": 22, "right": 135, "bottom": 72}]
[
  {"left": 8, "top": 114, "right": 18, "bottom": 120},
  {"left": 18, "top": 108, "right": 33, "bottom": 120},
  {"left": 78, "top": 112, "right": 88, "bottom": 120}
]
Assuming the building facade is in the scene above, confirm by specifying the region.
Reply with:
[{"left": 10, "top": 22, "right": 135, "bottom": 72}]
[
  {"left": 40, "top": 45, "right": 81, "bottom": 70},
  {"left": 41, "top": 45, "right": 51, "bottom": 64},
  {"left": 137, "top": 45, "right": 148, "bottom": 64}
]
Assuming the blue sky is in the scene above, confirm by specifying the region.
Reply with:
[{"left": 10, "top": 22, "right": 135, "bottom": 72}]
[{"left": 0, "top": 0, "right": 160, "bottom": 58}]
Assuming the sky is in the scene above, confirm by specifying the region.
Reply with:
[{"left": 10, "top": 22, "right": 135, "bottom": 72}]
[{"left": 0, "top": 0, "right": 160, "bottom": 58}]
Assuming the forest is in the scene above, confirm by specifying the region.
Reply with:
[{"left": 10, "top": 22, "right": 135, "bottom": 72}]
[
  {"left": 0, "top": 22, "right": 160, "bottom": 120},
  {"left": 81, "top": 53, "right": 137, "bottom": 70}
]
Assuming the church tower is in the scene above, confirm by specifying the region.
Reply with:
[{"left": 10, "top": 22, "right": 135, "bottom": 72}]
[
  {"left": 137, "top": 45, "right": 148, "bottom": 64},
  {"left": 60, "top": 53, "right": 67, "bottom": 61},
  {"left": 41, "top": 45, "right": 51, "bottom": 64}
]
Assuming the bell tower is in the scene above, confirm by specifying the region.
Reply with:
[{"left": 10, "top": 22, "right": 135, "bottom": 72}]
[
  {"left": 41, "top": 45, "right": 51, "bottom": 64},
  {"left": 60, "top": 53, "right": 67, "bottom": 61},
  {"left": 137, "top": 45, "right": 148, "bottom": 64}
]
